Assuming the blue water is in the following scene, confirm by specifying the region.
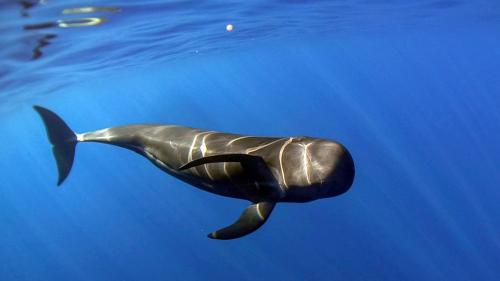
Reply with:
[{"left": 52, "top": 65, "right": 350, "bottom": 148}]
[{"left": 1, "top": 1, "right": 500, "bottom": 280}]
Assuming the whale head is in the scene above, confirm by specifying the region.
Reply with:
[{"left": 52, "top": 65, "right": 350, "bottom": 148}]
[
  {"left": 279, "top": 138, "right": 355, "bottom": 202},
  {"left": 300, "top": 139, "right": 355, "bottom": 199}
]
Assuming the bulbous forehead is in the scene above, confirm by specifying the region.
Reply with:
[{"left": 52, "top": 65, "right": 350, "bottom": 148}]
[
  {"left": 279, "top": 137, "right": 346, "bottom": 187},
  {"left": 307, "top": 138, "right": 346, "bottom": 161},
  {"left": 292, "top": 137, "right": 346, "bottom": 160},
  {"left": 304, "top": 138, "right": 346, "bottom": 173}
]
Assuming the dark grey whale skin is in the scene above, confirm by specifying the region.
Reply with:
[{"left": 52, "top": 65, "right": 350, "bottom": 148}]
[
  {"left": 79, "top": 125, "right": 355, "bottom": 204},
  {"left": 34, "top": 105, "right": 355, "bottom": 239}
]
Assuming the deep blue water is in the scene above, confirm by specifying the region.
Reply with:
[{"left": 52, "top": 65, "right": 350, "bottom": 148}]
[{"left": 1, "top": 1, "right": 500, "bottom": 280}]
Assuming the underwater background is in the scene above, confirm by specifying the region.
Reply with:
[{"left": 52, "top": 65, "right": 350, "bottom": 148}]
[{"left": 1, "top": 1, "right": 500, "bottom": 280}]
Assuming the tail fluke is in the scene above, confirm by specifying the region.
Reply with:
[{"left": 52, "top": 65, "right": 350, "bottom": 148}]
[{"left": 34, "top": 105, "right": 77, "bottom": 186}]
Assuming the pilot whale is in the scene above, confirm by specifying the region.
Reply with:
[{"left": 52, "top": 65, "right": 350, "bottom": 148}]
[{"left": 34, "top": 105, "right": 355, "bottom": 240}]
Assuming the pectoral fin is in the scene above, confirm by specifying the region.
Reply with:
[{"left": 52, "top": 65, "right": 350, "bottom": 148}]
[
  {"left": 179, "top": 154, "right": 268, "bottom": 176},
  {"left": 178, "top": 154, "right": 284, "bottom": 200},
  {"left": 209, "top": 201, "right": 276, "bottom": 240}
]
